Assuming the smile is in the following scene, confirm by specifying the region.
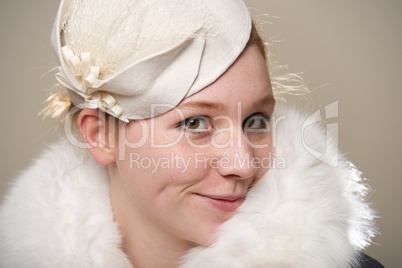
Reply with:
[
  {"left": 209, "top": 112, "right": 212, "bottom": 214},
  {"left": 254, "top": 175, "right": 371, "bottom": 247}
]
[{"left": 195, "top": 194, "right": 245, "bottom": 213}]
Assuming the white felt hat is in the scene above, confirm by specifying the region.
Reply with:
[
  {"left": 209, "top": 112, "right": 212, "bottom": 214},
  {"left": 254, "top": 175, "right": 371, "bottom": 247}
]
[{"left": 51, "top": 0, "right": 252, "bottom": 121}]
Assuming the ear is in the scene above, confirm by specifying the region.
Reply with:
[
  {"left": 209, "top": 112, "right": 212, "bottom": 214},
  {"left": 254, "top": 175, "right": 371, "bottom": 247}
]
[{"left": 77, "top": 108, "right": 116, "bottom": 165}]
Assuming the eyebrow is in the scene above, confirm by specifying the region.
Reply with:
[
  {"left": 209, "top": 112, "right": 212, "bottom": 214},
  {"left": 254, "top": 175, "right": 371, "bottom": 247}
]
[
  {"left": 179, "top": 101, "right": 226, "bottom": 111},
  {"left": 255, "top": 94, "right": 276, "bottom": 107},
  {"left": 179, "top": 93, "right": 275, "bottom": 111}
]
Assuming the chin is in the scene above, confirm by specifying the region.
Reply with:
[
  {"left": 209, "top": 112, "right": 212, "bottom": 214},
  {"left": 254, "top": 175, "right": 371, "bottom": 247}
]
[{"left": 190, "top": 216, "right": 234, "bottom": 247}]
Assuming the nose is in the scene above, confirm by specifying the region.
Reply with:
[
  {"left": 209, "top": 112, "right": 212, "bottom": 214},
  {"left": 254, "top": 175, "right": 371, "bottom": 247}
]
[{"left": 212, "top": 128, "right": 257, "bottom": 180}]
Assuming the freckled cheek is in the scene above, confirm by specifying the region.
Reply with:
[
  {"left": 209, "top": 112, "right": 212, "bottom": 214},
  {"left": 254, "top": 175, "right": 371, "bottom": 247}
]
[
  {"left": 253, "top": 134, "right": 275, "bottom": 175},
  {"left": 145, "top": 147, "right": 208, "bottom": 185},
  {"left": 250, "top": 131, "right": 273, "bottom": 149},
  {"left": 151, "top": 131, "right": 184, "bottom": 148}
]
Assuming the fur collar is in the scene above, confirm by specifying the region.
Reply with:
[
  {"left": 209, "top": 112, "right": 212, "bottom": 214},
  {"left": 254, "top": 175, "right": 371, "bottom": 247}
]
[{"left": 0, "top": 106, "right": 376, "bottom": 267}]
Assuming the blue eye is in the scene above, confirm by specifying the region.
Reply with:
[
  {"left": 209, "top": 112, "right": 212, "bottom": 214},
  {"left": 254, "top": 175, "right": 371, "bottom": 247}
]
[
  {"left": 243, "top": 113, "right": 270, "bottom": 131},
  {"left": 180, "top": 116, "right": 212, "bottom": 133}
]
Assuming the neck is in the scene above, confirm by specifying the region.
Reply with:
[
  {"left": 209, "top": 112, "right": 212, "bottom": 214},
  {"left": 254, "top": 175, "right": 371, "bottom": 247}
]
[{"left": 108, "top": 164, "right": 193, "bottom": 268}]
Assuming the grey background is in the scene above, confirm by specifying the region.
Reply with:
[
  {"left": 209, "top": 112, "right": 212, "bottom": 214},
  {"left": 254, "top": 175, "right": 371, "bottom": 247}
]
[{"left": 1, "top": 1, "right": 400, "bottom": 266}]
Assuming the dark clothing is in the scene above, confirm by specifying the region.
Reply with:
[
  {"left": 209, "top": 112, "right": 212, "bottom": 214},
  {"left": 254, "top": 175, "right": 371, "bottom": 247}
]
[{"left": 359, "top": 253, "right": 384, "bottom": 268}]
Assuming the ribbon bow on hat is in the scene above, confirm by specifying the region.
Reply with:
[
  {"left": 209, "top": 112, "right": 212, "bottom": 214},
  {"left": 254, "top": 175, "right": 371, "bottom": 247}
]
[{"left": 55, "top": 46, "right": 128, "bottom": 122}]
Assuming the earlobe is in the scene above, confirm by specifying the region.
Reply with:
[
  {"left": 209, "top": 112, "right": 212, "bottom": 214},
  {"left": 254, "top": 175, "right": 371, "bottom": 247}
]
[{"left": 77, "top": 108, "right": 116, "bottom": 165}]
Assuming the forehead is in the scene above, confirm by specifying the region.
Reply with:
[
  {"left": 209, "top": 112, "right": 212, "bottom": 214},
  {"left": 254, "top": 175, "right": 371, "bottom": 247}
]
[{"left": 178, "top": 45, "right": 273, "bottom": 110}]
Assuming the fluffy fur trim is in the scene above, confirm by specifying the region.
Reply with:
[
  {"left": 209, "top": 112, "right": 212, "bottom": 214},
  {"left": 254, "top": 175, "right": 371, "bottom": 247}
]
[
  {"left": 0, "top": 141, "right": 132, "bottom": 267},
  {"left": 0, "top": 105, "right": 376, "bottom": 267}
]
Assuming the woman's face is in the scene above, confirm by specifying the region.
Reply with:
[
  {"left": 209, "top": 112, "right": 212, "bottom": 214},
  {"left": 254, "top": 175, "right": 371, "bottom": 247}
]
[{"left": 113, "top": 45, "right": 275, "bottom": 247}]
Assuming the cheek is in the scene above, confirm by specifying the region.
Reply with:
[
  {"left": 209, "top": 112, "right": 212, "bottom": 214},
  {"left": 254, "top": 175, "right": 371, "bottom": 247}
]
[
  {"left": 118, "top": 138, "right": 207, "bottom": 195},
  {"left": 252, "top": 133, "right": 274, "bottom": 177}
]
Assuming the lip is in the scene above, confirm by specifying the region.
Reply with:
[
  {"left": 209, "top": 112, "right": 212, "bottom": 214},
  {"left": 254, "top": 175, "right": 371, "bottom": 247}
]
[{"left": 195, "top": 194, "right": 245, "bottom": 213}]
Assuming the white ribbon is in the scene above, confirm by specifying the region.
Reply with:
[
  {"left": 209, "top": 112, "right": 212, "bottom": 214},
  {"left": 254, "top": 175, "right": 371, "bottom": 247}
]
[
  {"left": 85, "top": 92, "right": 126, "bottom": 122},
  {"left": 55, "top": 46, "right": 128, "bottom": 122}
]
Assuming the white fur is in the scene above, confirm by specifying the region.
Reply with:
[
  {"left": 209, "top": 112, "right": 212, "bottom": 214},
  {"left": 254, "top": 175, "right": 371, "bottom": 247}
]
[
  {"left": 0, "top": 142, "right": 132, "bottom": 267},
  {"left": 0, "top": 106, "right": 376, "bottom": 267}
]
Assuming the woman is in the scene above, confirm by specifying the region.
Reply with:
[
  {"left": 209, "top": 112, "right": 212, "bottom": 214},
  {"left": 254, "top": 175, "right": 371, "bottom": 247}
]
[{"left": 0, "top": 0, "right": 383, "bottom": 267}]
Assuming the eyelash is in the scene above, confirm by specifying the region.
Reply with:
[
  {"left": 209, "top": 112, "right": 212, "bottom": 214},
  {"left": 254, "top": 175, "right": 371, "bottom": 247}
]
[
  {"left": 243, "top": 113, "right": 271, "bottom": 131},
  {"left": 177, "top": 113, "right": 270, "bottom": 135},
  {"left": 177, "top": 115, "right": 212, "bottom": 135}
]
